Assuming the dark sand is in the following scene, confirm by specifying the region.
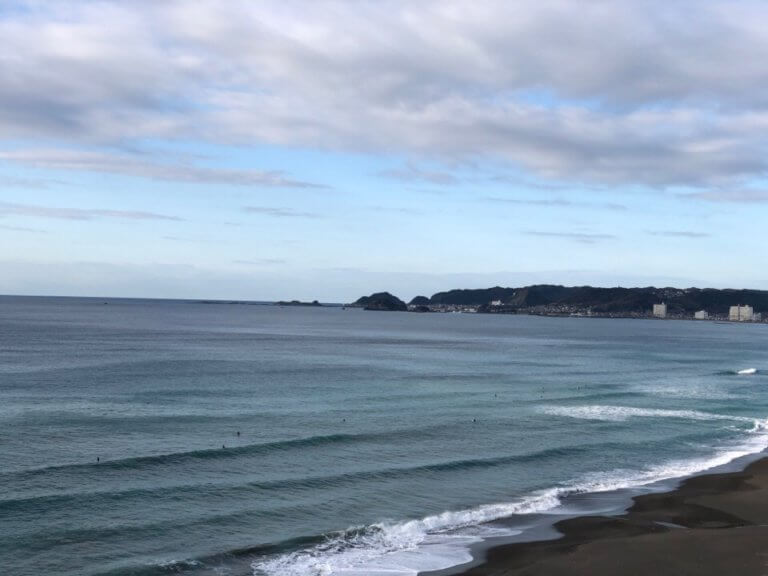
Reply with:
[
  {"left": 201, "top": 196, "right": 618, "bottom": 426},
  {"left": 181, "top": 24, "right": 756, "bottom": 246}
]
[{"left": 461, "top": 457, "right": 768, "bottom": 575}]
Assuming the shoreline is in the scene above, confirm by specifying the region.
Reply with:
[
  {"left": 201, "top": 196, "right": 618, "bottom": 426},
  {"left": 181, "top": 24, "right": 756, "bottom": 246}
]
[{"left": 452, "top": 455, "right": 768, "bottom": 576}]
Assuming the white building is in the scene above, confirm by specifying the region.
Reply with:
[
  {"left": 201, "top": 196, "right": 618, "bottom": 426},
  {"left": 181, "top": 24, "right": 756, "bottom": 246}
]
[
  {"left": 653, "top": 303, "right": 667, "bottom": 318},
  {"left": 694, "top": 310, "right": 708, "bottom": 320},
  {"left": 729, "top": 305, "right": 754, "bottom": 322},
  {"left": 490, "top": 300, "right": 503, "bottom": 307}
]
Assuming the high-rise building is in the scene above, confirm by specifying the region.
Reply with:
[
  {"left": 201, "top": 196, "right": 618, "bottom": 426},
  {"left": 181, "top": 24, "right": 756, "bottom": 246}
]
[
  {"left": 729, "top": 305, "right": 754, "bottom": 322},
  {"left": 653, "top": 303, "right": 667, "bottom": 318}
]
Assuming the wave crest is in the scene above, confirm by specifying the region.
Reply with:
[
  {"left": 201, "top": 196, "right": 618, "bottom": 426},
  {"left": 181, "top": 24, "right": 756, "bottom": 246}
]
[{"left": 538, "top": 404, "right": 758, "bottom": 423}]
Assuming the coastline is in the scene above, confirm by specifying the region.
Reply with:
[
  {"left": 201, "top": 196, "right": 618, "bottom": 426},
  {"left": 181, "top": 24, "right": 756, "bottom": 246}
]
[{"left": 454, "top": 455, "right": 768, "bottom": 576}]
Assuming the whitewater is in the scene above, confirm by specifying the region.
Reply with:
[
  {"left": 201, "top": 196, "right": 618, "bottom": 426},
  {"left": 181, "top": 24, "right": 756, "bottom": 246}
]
[{"left": 252, "top": 414, "right": 768, "bottom": 576}]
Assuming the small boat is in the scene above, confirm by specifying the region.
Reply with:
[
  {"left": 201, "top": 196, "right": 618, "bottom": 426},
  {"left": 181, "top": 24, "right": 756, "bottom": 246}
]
[{"left": 737, "top": 368, "right": 757, "bottom": 375}]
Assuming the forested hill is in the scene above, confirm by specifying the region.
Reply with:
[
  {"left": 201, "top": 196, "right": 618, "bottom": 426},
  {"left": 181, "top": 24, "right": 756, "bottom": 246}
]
[{"left": 426, "top": 285, "right": 768, "bottom": 314}]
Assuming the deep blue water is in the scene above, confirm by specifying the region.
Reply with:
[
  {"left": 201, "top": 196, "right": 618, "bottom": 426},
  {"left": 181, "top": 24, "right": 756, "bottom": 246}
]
[{"left": 2, "top": 296, "right": 768, "bottom": 576}]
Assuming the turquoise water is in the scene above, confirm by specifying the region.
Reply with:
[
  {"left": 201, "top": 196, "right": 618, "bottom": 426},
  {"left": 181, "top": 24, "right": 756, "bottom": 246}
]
[{"left": 2, "top": 296, "right": 767, "bottom": 576}]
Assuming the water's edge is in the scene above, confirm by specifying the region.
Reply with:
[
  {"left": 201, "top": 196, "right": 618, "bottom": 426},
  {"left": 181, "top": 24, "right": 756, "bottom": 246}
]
[{"left": 428, "top": 449, "right": 768, "bottom": 576}]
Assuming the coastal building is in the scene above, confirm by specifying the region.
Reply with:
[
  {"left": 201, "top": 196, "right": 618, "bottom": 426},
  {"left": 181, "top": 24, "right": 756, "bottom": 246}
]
[
  {"left": 652, "top": 303, "right": 667, "bottom": 318},
  {"left": 490, "top": 300, "right": 503, "bottom": 307},
  {"left": 729, "top": 305, "right": 754, "bottom": 322},
  {"left": 694, "top": 310, "right": 708, "bottom": 320}
]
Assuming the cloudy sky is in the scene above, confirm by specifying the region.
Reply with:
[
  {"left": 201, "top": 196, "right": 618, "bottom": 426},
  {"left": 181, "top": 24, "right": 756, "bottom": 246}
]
[{"left": 1, "top": 0, "right": 767, "bottom": 301}]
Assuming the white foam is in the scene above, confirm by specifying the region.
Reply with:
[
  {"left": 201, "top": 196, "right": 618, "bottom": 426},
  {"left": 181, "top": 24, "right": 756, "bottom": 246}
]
[
  {"left": 156, "top": 558, "right": 201, "bottom": 569},
  {"left": 749, "top": 419, "right": 768, "bottom": 433},
  {"left": 252, "top": 417, "right": 768, "bottom": 576},
  {"left": 251, "top": 496, "right": 553, "bottom": 576},
  {"left": 738, "top": 368, "right": 757, "bottom": 375},
  {"left": 628, "top": 384, "right": 734, "bottom": 400},
  {"left": 569, "top": 430, "right": 768, "bottom": 495},
  {"left": 538, "top": 404, "right": 756, "bottom": 423}
]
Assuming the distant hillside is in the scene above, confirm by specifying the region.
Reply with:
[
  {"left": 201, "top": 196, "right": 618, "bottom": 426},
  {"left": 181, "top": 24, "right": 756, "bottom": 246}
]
[
  {"left": 409, "top": 295, "right": 430, "bottom": 306},
  {"left": 351, "top": 291, "right": 408, "bottom": 311},
  {"left": 426, "top": 284, "right": 768, "bottom": 314}
]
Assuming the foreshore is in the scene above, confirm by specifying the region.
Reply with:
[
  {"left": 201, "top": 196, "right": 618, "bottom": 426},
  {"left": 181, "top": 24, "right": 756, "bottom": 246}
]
[{"left": 459, "top": 455, "right": 768, "bottom": 576}]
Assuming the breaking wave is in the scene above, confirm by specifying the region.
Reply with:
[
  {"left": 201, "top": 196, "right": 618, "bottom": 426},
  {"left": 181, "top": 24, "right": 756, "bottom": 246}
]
[
  {"left": 252, "top": 418, "right": 768, "bottom": 576},
  {"left": 538, "top": 404, "right": 760, "bottom": 423}
]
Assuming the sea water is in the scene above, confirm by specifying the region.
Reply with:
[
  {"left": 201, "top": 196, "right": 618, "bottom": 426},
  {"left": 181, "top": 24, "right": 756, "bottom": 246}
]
[{"left": 1, "top": 296, "right": 767, "bottom": 576}]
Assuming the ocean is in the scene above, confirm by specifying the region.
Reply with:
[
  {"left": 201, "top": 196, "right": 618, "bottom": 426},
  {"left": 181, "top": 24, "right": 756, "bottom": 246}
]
[{"left": 2, "top": 296, "right": 767, "bottom": 576}]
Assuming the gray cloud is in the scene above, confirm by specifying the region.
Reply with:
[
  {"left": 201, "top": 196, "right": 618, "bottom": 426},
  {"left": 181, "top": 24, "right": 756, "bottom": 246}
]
[
  {"left": 243, "top": 206, "right": 319, "bottom": 218},
  {"left": 0, "top": 223, "right": 47, "bottom": 233},
  {"left": 0, "top": 149, "right": 323, "bottom": 188},
  {"left": 525, "top": 231, "right": 615, "bottom": 244},
  {"left": 0, "top": 201, "right": 182, "bottom": 221},
  {"left": 233, "top": 258, "right": 287, "bottom": 265},
  {"left": 681, "top": 189, "right": 768, "bottom": 203},
  {"left": 648, "top": 230, "right": 711, "bottom": 238},
  {"left": 366, "top": 204, "right": 425, "bottom": 216},
  {"left": 485, "top": 197, "right": 626, "bottom": 211},
  {"left": 1, "top": 1, "right": 768, "bottom": 188},
  {"left": 486, "top": 175, "right": 606, "bottom": 193},
  {"left": 379, "top": 163, "right": 457, "bottom": 185},
  {"left": 0, "top": 175, "right": 53, "bottom": 189}
]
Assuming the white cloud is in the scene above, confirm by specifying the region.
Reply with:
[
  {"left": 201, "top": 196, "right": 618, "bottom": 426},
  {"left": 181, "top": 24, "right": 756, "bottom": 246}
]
[{"left": 2, "top": 1, "right": 768, "bottom": 187}]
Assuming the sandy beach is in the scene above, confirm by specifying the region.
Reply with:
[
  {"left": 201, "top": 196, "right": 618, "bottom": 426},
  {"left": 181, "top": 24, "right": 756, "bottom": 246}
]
[{"left": 461, "top": 456, "right": 768, "bottom": 575}]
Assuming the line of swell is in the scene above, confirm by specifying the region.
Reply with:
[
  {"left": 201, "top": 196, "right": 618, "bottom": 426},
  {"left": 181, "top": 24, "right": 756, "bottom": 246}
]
[
  {"left": 0, "top": 443, "right": 626, "bottom": 511},
  {"left": 3, "top": 427, "right": 725, "bottom": 509},
  {"left": 0, "top": 424, "right": 460, "bottom": 478}
]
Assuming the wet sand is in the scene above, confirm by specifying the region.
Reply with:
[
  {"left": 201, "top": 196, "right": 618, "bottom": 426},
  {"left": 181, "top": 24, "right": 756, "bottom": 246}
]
[{"left": 461, "top": 456, "right": 768, "bottom": 576}]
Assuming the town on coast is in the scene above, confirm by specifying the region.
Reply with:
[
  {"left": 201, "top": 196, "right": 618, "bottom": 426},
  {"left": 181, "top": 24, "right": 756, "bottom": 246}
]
[{"left": 349, "top": 284, "right": 768, "bottom": 323}]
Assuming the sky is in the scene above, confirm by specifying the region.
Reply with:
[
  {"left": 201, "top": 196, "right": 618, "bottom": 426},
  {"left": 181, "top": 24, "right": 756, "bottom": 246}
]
[{"left": 1, "top": 0, "right": 768, "bottom": 302}]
